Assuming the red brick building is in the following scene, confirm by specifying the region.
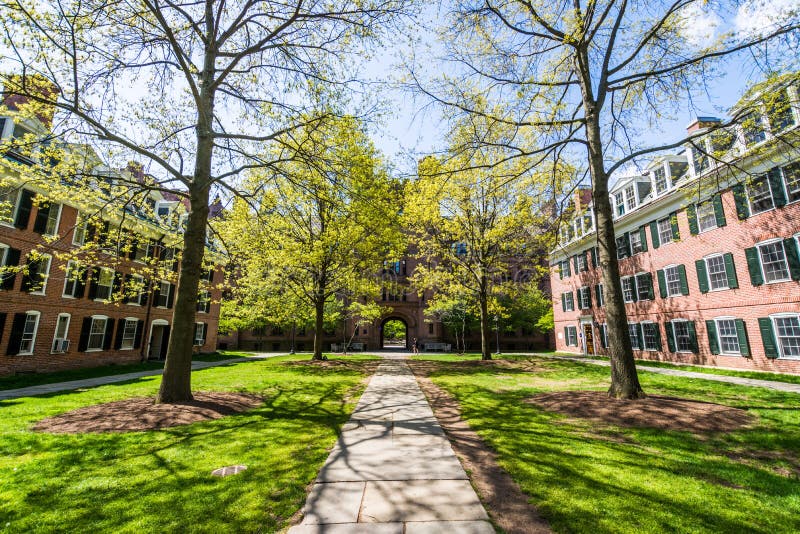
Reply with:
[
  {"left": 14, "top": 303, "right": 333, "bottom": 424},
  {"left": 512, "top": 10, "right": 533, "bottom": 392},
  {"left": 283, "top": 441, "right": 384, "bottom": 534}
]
[
  {"left": 0, "top": 110, "right": 221, "bottom": 376},
  {"left": 550, "top": 80, "right": 800, "bottom": 372}
]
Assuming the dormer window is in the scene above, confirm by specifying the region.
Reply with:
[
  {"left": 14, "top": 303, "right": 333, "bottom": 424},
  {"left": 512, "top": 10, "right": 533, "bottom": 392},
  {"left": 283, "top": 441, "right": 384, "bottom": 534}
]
[
  {"left": 741, "top": 111, "right": 766, "bottom": 147},
  {"left": 654, "top": 167, "right": 668, "bottom": 195},
  {"left": 691, "top": 145, "right": 709, "bottom": 176},
  {"left": 614, "top": 192, "right": 625, "bottom": 217},
  {"left": 624, "top": 185, "right": 636, "bottom": 212},
  {"left": 766, "top": 87, "right": 796, "bottom": 134}
]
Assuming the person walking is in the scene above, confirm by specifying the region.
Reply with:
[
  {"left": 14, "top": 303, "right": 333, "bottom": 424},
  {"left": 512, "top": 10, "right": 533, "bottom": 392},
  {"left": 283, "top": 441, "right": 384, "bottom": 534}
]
[{"left": 411, "top": 337, "right": 419, "bottom": 354}]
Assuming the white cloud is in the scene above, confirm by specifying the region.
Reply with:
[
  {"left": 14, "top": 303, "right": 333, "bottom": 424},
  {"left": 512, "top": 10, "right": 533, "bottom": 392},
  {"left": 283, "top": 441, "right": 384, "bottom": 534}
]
[
  {"left": 679, "top": 3, "right": 723, "bottom": 47},
  {"left": 734, "top": 0, "right": 798, "bottom": 37}
]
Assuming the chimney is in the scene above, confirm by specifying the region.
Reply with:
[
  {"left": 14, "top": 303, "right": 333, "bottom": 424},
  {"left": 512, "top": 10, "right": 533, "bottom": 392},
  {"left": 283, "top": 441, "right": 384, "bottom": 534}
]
[
  {"left": 1, "top": 74, "right": 60, "bottom": 129},
  {"left": 574, "top": 187, "right": 593, "bottom": 210},
  {"left": 686, "top": 116, "right": 721, "bottom": 134}
]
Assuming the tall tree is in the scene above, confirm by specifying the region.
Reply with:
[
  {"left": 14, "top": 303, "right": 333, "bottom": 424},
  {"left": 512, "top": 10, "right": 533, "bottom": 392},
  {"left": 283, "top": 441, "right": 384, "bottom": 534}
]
[
  {"left": 414, "top": 0, "right": 798, "bottom": 397},
  {"left": 405, "top": 116, "right": 566, "bottom": 359},
  {"left": 219, "top": 116, "right": 403, "bottom": 360},
  {"left": 2, "top": 0, "right": 410, "bottom": 401}
]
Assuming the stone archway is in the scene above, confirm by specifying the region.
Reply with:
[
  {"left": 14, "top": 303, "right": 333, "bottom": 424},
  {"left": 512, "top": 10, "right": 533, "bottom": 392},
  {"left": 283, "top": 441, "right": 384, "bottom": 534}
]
[{"left": 380, "top": 317, "right": 408, "bottom": 349}]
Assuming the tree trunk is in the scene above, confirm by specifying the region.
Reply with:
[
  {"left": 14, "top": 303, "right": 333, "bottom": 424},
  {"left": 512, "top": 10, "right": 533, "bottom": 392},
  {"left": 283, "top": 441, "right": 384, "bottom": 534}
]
[
  {"left": 574, "top": 49, "right": 644, "bottom": 399},
  {"left": 478, "top": 278, "right": 491, "bottom": 360},
  {"left": 313, "top": 294, "right": 325, "bottom": 360}
]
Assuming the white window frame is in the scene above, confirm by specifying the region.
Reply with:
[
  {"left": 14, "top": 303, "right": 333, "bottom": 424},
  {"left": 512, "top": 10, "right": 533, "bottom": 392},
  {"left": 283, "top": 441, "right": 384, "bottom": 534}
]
[
  {"left": 770, "top": 313, "right": 800, "bottom": 360},
  {"left": 621, "top": 276, "right": 636, "bottom": 303},
  {"left": 87, "top": 315, "right": 109, "bottom": 352},
  {"left": 44, "top": 203, "right": 62, "bottom": 236},
  {"left": 51, "top": 313, "right": 71, "bottom": 353},
  {"left": 641, "top": 322, "right": 659, "bottom": 351},
  {"left": 156, "top": 280, "right": 171, "bottom": 308},
  {"left": 95, "top": 267, "right": 115, "bottom": 301},
  {"left": 194, "top": 322, "right": 206, "bottom": 346},
  {"left": 29, "top": 254, "right": 52, "bottom": 295},
  {"left": 629, "top": 230, "right": 644, "bottom": 254},
  {"left": 565, "top": 325, "right": 578, "bottom": 347},
  {"left": 704, "top": 254, "right": 729, "bottom": 291},
  {"left": 596, "top": 283, "right": 605, "bottom": 307},
  {"left": 664, "top": 265, "right": 682, "bottom": 297},
  {"left": 747, "top": 174, "right": 775, "bottom": 215},
  {"left": 623, "top": 185, "right": 636, "bottom": 212},
  {"left": 129, "top": 274, "right": 146, "bottom": 306},
  {"left": 714, "top": 317, "right": 741, "bottom": 356},
  {"left": 654, "top": 165, "right": 669, "bottom": 195},
  {"left": 696, "top": 201, "right": 718, "bottom": 233},
  {"left": 756, "top": 238, "right": 791, "bottom": 284},
  {"left": 628, "top": 323, "right": 640, "bottom": 350},
  {"left": 0, "top": 186, "right": 21, "bottom": 227},
  {"left": 614, "top": 192, "right": 625, "bottom": 217},
  {"left": 563, "top": 292, "right": 575, "bottom": 312},
  {"left": 120, "top": 318, "right": 138, "bottom": 350},
  {"left": 197, "top": 290, "right": 210, "bottom": 314},
  {"left": 671, "top": 320, "right": 693, "bottom": 353},
  {"left": 72, "top": 212, "right": 88, "bottom": 245},
  {"left": 578, "top": 286, "right": 590, "bottom": 310},
  {"left": 18, "top": 311, "right": 41, "bottom": 355},
  {"left": 62, "top": 260, "right": 84, "bottom": 298},
  {"left": 576, "top": 253, "right": 587, "bottom": 272},
  {"left": 657, "top": 217, "right": 674, "bottom": 245},
  {"left": 635, "top": 272, "right": 651, "bottom": 301},
  {"left": 781, "top": 162, "right": 800, "bottom": 204}
]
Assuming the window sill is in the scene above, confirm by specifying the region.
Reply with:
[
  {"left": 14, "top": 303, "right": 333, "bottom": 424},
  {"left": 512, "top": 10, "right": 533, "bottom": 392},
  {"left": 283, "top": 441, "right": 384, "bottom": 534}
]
[
  {"left": 85, "top": 348, "right": 103, "bottom": 353},
  {"left": 708, "top": 287, "right": 731, "bottom": 292},
  {"left": 698, "top": 226, "right": 719, "bottom": 234},
  {"left": 16, "top": 351, "right": 34, "bottom": 356},
  {"left": 764, "top": 278, "right": 792, "bottom": 285},
  {"left": 62, "top": 294, "right": 76, "bottom": 299},
  {"left": 30, "top": 291, "right": 47, "bottom": 296},
  {"left": 749, "top": 206, "right": 776, "bottom": 217},
  {"left": 719, "top": 352, "right": 743, "bottom": 357}
]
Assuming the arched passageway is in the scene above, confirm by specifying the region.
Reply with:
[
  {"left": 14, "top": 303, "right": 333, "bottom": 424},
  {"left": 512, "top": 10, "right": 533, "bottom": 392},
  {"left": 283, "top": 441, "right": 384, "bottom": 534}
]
[{"left": 381, "top": 318, "right": 408, "bottom": 349}]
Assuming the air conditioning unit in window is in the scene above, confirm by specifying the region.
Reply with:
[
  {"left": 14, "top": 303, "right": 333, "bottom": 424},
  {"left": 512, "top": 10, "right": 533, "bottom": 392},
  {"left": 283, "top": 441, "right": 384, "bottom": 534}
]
[{"left": 52, "top": 339, "right": 70, "bottom": 353}]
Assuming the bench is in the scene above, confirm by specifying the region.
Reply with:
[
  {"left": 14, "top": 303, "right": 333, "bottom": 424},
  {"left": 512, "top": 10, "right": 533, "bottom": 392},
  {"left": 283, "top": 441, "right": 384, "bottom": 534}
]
[
  {"left": 332, "top": 342, "right": 365, "bottom": 352},
  {"left": 423, "top": 342, "right": 451, "bottom": 352}
]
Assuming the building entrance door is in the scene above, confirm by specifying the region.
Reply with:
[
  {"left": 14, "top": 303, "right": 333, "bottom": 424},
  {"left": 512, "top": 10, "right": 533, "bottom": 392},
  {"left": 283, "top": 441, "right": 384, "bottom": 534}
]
[
  {"left": 149, "top": 323, "right": 171, "bottom": 360},
  {"left": 583, "top": 323, "right": 595, "bottom": 355}
]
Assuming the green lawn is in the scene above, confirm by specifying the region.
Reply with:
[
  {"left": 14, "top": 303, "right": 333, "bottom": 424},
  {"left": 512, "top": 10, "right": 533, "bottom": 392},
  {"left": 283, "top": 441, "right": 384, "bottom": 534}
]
[
  {"left": 418, "top": 355, "right": 800, "bottom": 534},
  {"left": 0, "top": 355, "right": 376, "bottom": 533}
]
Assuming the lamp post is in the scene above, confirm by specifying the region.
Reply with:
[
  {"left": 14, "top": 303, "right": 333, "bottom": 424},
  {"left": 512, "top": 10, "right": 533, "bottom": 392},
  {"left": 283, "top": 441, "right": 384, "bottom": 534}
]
[
  {"left": 289, "top": 320, "right": 296, "bottom": 354},
  {"left": 494, "top": 314, "right": 501, "bottom": 355}
]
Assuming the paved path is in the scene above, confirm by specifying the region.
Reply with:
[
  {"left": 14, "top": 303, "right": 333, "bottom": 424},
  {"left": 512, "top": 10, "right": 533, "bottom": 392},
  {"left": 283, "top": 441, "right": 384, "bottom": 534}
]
[
  {"left": 542, "top": 355, "right": 800, "bottom": 394},
  {"left": 0, "top": 355, "right": 274, "bottom": 400},
  {"left": 289, "top": 355, "right": 493, "bottom": 534}
]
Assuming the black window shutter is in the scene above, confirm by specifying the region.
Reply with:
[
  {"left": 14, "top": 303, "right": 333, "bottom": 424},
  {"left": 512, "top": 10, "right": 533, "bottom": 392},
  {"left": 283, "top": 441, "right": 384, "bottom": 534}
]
[
  {"left": 670, "top": 212, "right": 680, "bottom": 241},
  {"left": 172, "top": 249, "right": 179, "bottom": 272},
  {"left": 687, "top": 322, "right": 698, "bottom": 353},
  {"left": 166, "top": 284, "right": 175, "bottom": 308},
  {"left": 650, "top": 221, "right": 660, "bottom": 248},
  {"left": 128, "top": 239, "right": 138, "bottom": 260},
  {"left": 204, "top": 297, "right": 211, "bottom": 313},
  {"left": 561, "top": 293, "right": 566, "bottom": 312},
  {"left": 622, "top": 232, "right": 631, "bottom": 257},
  {"left": 103, "top": 318, "right": 115, "bottom": 350},
  {"left": 114, "top": 319, "right": 125, "bottom": 349},
  {"left": 21, "top": 257, "right": 40, "bottom": 293},
  {"left": 665, "top": 322, "right": 676, "bottom": 352},
  {"left": 1, "top": 247, "right": 20, "bottom": 290},
  {"left": 78, "top": 317, "right": 92, "bottom": 352},
  {"left": 678, "top": 264, "right": 690, "bottom": 295},
  {"left": 695, "top": 259, "right": 709, "bottom": 293},
  {"left": 134, "top": 320, "right": 145, "bottom": 349},
  {"left": 732, "top": 184, "right": 750, "bottom": 219},
  {"left": 585, "top": 287, "right": 592, "bottom": 308},
  {"left": 713, "top": 194, "right": 727, "bottom": 227},
  {"left": 160, "top": 326, "right": 171, "bottom": 356},
  {"left": 141, "top": 280, "right": 149, "bottom": 306},
  {"left": 652, "top": 324, "right": 662, "bottom": 351},
  {"left": 75, "top": 266, "right": 88, "bottom": 298},
  {"left": 744, "top": 247, "right": 763, "bottom": 286},
  {"left": 14, "top": 190, "right": 34, "bottom": 229},
  {"left": 638, "top": 226, "right": 648, "bottom": 252},
  {"left": 783, "top": 238, "right": 800, "bottom": 280},
  {"left": 581, "top": 251, "right": 589, "bottom": 272},
  {"left": 87, "top": 267, "right": 99, "bottom": 299},
  {"left": 735, "top": 319, "right": 750, "bottom": 357},
  {"left": 769, "top": 167, "right": 787, "bottom": 207},
  {"left": 572, "top": 254, "right": 579, "bottom": 272},
  {"left": 0, "top": 312, "right": 5, "bottom": 344},
  {"left": 6, "top": 313, "right": 27, "bottom": 355},
  {"left": 122, "top": 274, "right": 132, "bottom": 304},
  {"left": 706, "top": 320, "right": 720, "bottom": 354},
  {"left": 595, "top": 284, "right": 602, "bottom": 306},
  {"left": 590, "top": 247, "right": 598, "bottom": 268},
  {"left": 112, "top": 271, "right": 122, "bottom": 299},
  {"left": 687, "top": 204, "right": 699, "bottom": 235},
  {"left": 723, "top": 253, "right": 738, "bottom": 289},
  {"left": 657, "top": 269, "right": 667, "bottom": 298},
  {"left": 636, "top": 323, "right": 644, "bottom": 350},
  {"left": 599, "top": 326, "right": 607, "bottom": 349},
  {"left": 758, "top": 318, "right": 778, "bottom": 358},
  {"left": 32, "top": 201, "right": 51, "bottom": 234},
  {"left": 563, "top": 326, "right": 568, "bottom": 345}
]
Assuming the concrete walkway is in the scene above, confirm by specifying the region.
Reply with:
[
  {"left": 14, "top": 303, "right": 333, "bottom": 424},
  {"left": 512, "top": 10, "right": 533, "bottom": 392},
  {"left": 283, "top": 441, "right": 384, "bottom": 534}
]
[
  {"left": 0, "top": 355, "right": 274, "bottom": 400},
  {"left": 289, "top": 355, "right": 493, "bottom": 534},
  {"left": 543, "top": 355, "right": 800, "bottom": 394}
]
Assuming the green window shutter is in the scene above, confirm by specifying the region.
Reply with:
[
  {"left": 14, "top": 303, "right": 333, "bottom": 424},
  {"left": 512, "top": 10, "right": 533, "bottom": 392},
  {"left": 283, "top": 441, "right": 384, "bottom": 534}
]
[
  {"left": 636, "top": 324, "right": 644, "bottom": 350},
  {"left": 564, "top": 260, "right": 571, "bottom": 277},
  {"left": 652, "top": 324, "right": 662, "bottom": 351},
  {"left": 564, "top": 326, "right": 569, "bottom": 345},
  {"left": 630, "top": 278, "right": 638, "bottom": 302},
  {"left": 678, "top": 264, "right": 689, "bottom": 295},
  {"left": 561, "top": 293, "right": 566, "bottom": 312},
  {"left": 665, "top": 322, "right": 676, "bottom": 352},
  {"left": 670, "top": 211, "right": 680, "bottom": 241},
  {"left": 744, "top": 247, "right": 763, "bottom": 286},
  {"left": 735, "top": 319, "right": 750, "bottom": 357},
  {"left": 573, "top": 255, "right": 579, "bottom": 272},
  {"left": 687, "top": 204, "right": 699, "bottom": 235},
  {"left": 713, "top": 194, "right": 727, "bottom": 227},
  {"left": 706, "top": 320, "right": 720, "bottom": 354},
  {"left": 619, "top": 233, "right": 631, "bottom": 258},
  {"left": 558, "top": 262, "right": 564, "bottom": 280},
  {"left": 687, "top": 321, "right": 699, "bottom": 353},
  {"left": 657, "top": 269, "right": 667, "bottom": 298},
  {"left": 595, "top": 284, "right": 602, "bottom": 306},
  {"left": 695, "top": 259, "right": 709, "bottom": 293},
  {"left": 650, "top": 221, "right": 660, "bottom": 249},
  {"left": 769, "top": 167, "right": 787, "bottom": 207},
  {"left": 783, "top": 238, "right": 800, "bottom": 281},
  {"left": 723, "top": 253, "right": 738, "bottom": 289},
  {"left": 581, "top": 251, "right": 589, "bottom": 272},
  {"left": 758, "top": 318, "right": 779, "bottom": 358},
  {"left": 732, "top": 184, "right": 750, "bottom": 219},
  {"left": 585, "top": 287, "right": 592, "bottom": 308},
  {"left": 639, "top": 226, "right": 648, "bottom": 252},
  {"left": 590, "top": 247, "right": 598, "bottom": 268}
]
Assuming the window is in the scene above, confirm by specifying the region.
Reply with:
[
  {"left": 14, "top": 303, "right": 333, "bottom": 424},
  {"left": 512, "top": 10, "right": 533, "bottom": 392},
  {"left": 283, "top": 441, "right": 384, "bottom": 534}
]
[
  {"left": 654, "top": 166, "right": 668, "bottom": 195},
  {"left": 564, "top": 326, "right": 578, "bottom": 347},
  {"left": 664, "top": 266, "right": 682, "bottom": 297},
  {"left": 705, "top": 255, "right": 729, "bottom": 290},
  {"left": 130, "top": 275, "right": 147, "bottom": 305},
  {"left": 197, "top": 290, "right": 211, "bottom": 313},
  {"left": 194, "top": 323, "right": 206, "bottom": 346},
  {"left": 621, "top": 277, "right": 636, "bottom": 302},
  {"left": 742, "top": 111, "right": 766, "bottom": 146},
  {"left": 23, "top": 254, "right": 51, "bottom": 294},
  {"left": 773, "top": 315, "right": 800, "bottom": 359},
  {"left": 758, "top": 241, "right": 790, "bottom": 283},
  {"left": 766, "top": 89, "right": 795, "bottom": 133},
  {"left": 747, "top": 175, "right": 774, "bottom": 214},
  {"left": 120, "top": 319, "right": 138, "bottom": 350},
  {"left": 95, "top": 268, "right": 114, "bottom": 300},
  {"left": 696, "top": 201, "right": 718, "bottom": 232},
  {"left": 657, "top": 217, "right": 674, "bottom": 244},
  {"left": 782, "top": 162, "right": 800, "bottom": 204},
  {"left": 635, "top": 272, "right": 653, "bottom": 301},
  {"left": 669, "top": 161, "right": 689, "bottom": 181},
  {"left": 562, "top": 292, "right": 575, "bottom": 312},
  {"left": 614, "top": 192, "right": 625, "bottom": 217},
  {"left": 63, "top": 261, "right": 85, "bottom": 298},
  {"left": 642, "top": 323, "right": 660, "bottom": 351},
  {"left": 0, "top": 186, "right": 20, "bottom": 225},
  {"left": 629, "top": 230, "right": 644, "bottom": 254},
  {"left": 624, "top": 185, "right": 636, "bottom": 212},
  {"left": 19, "top": 312, "right": 40, "bottom": 355},
  {"left": 156, "top": 281, "right": 171, "bottom": 307},
  {"left": 87, "top": 316, "right": 108, "bottom": 351},
  {"left": 578, "top": 287, "right": 591, "bottom": 309},
  {"left": 0, "top": 243, "right": 19, "bottom": 290},
  {"left": 628, "top": 323, "right": 641, "bottom": 350},
  {"left": 576, "top": 253, "right": 587, "bottom": 272},
  {"left": 716, "top": 319, "right": 741, "bottom": 355},
  {"left": 72, "top": 212, "right": 87, "bottom": 245},
  {"left": 672, "top": 321, "right": 693, "bottom": 352},
  {"left": 40, "top": 203, "right": 61, "bottom": 235},
  {"left": 692, "top": 144, "right": 709, "bottom": 175},
  {"left": 52, "top": 314, "right": 71, "bottom": 353},
  {"left": 598, "top": 324, "right": 608, "bottom": 348}
]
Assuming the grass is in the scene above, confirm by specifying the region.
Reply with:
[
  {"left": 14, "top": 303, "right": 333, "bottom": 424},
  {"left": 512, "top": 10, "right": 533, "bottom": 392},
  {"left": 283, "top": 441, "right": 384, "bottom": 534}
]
[
  {"left": 0, "top": 355, "right": 376, "bottom": 533},
  {"left": 420, "top": 354, "right": 800, "bottom": 534}
]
